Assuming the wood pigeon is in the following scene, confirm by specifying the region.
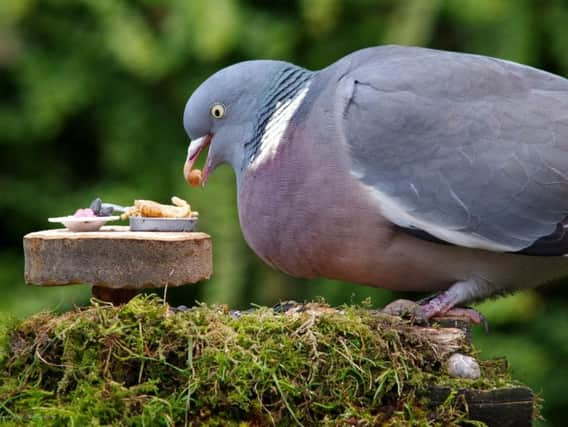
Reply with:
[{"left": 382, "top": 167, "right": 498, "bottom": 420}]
[{"left": 182, "top": 45, "right": 568, "bottom": 323}]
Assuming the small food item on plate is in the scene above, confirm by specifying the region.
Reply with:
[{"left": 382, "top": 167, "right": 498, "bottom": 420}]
[
  {"left": 71, "top": 198, "right": 115, "bottom": 218},
  {"left": 188, "top": 169, "right": 203, "bottom": 187},
  {"left": 89, "top": 198, "right": 115, "bottom": 216},
  {"left": 48, "top": 198, "right": 122, "bottom": 232},
  {"left": 74, "top": 208, "right": 96, "bottom": 217},
  {"left": 120, "top": 196, "right": 198, "bottom": 220}
]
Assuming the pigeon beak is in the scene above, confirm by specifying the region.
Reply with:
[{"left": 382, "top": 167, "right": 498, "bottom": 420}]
[{"left": 184, "top": 134, "right": 212, "bottom": 187}]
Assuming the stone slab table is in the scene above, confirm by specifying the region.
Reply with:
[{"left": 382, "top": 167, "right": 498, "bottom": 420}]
[{"left": 23, "top": 226, "right": 212, "bottom": 304}]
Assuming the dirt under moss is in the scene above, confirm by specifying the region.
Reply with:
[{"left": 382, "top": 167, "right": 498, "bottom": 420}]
[{"left": 0, "top": 296, "right": 529, "bottom": 426}]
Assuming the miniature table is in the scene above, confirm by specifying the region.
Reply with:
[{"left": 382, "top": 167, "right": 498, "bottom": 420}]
[{"left": 23, "top": 226, "right": 212, "bottom": 304}]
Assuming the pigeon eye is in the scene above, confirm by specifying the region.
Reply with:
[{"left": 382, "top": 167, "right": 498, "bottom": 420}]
[{"left": 210, "top": 103, "right": 225, "bottom": 119}]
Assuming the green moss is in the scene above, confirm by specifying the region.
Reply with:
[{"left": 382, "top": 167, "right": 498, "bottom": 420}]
[{"left": 0, "top": 296, "right": 529, "bottom": 426}]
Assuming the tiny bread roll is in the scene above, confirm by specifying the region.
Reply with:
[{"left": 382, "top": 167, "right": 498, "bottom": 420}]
[
  {"left": 120, "top": 197, "right": 195, "bottom": 219},
  {"left": 135, "top": 200, "right": 191, "bottom": 218},
  {"left": 188, "top": 169, "right": 202, "bottom": 187},
  {"left": 135, "top": 200, "right": 168, "bottom": 217}
]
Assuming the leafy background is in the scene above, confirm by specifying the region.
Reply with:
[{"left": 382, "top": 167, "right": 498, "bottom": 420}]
[{"left": 1, "top": 0, "right": 567, "bottom": 425}]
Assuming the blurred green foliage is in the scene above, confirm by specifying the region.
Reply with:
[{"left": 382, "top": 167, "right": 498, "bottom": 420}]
[{"left": 1, "top": 0, "right": 567, "bottom": 425}]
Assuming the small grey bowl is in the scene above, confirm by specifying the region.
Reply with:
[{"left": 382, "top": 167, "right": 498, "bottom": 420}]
[{"left": 129, "top": 217, "right": 197, "bottom": 232}]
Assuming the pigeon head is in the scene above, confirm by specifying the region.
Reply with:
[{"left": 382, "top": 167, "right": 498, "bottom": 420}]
[{"left": 183, "top": 60, "right": 296, "bottom": 186}]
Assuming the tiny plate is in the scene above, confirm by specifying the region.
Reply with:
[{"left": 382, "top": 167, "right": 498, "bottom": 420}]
[
  {"left": 129, "top": 217, "right": 197, "bottom": 232},
  {"left": 48, "top": 216, "right": 120, "bottom": 232}
]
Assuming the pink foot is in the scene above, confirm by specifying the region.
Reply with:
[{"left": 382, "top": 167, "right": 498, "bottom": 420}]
[
  {"left": 431, "top": 307, "right": 486, "bottom": 325},
  {"left": 381, "top": 298, "right": 488, "bottom": 330}
]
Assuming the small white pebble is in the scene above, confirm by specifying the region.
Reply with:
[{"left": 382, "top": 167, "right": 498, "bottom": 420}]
[{"left": 446, "top": 353, "right": 480, "bottom": 379}]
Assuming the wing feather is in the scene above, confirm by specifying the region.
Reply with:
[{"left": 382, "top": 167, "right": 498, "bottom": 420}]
[{"left": 335, "top": 46, "right": 568, "bottom": 253}]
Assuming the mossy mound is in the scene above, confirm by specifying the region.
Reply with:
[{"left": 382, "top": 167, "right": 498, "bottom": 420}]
[{"left": 0, "top": 296, "right": 525, "bottom": 426}]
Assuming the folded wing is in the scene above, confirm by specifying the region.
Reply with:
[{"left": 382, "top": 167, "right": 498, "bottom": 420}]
[{"left": 337, "top": 46, "right": 568, "bottom": 254}]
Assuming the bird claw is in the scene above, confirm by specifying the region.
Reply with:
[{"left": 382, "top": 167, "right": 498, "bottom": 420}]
[
  {"left": 381, "top": 298, "right": 488, "bottom": 331},
  {"left": 433, "top": 307, "right": 488, "bottom": 330},
  {"left": 381, "top": 299, "right": 429, "bottom": 325},
  {"left": 381, "top": 299, "right": 421, "bottom": 317}
]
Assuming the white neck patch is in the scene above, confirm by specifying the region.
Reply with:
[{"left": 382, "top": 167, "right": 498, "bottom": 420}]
[{"left": 251, "top": 82, "right": 311, "bottom": 167}]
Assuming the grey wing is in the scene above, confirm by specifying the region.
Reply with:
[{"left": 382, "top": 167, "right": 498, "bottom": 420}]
[{"left": 335, "top": 46, "right": 568, "bottom": 253}]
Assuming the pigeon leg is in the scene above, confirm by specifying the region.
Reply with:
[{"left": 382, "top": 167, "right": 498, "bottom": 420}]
[
  {"left": 416, "top": 279, "right": 491, "bottom": 327},
  {"left": 417, "top": 294, "right": 487, "bottom": 326},
  {"left": 382, "top": 278, "right": 492, "bottom": 327}
]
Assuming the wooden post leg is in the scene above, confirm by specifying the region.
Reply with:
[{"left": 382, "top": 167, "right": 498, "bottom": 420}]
[{"left": 92, "top": 286, "right": 137, "bottom": 305}]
